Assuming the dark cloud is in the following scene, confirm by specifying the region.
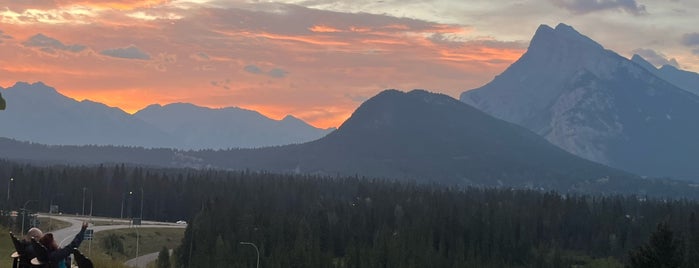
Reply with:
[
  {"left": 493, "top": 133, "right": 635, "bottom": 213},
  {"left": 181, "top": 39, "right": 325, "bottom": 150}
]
[
  {"left": 196, "top": 2, "right": 464, "bottom": 38},
  {"left": 428, "top": 33, "right": 527, "bottom": 49},
  {"left": 100, "top": 45, "right": 151, "bottom": 60},
  {"left": 192, "top": 52, "right": 210, "bottom": 61},
  {"left": 244, "top": 65, "right": 263, "bottom": 74},
  {"left": 551, "top": 0, "right": 647, "bottom": 15},
  {"left": 632, "top": 48, "right": 679, "bottom": 68},
  {"left": 268, "top": 68, "right": 288, "bottom": 78},
  {"left": 22, "top": 33, "right": 86, "bottom": 53},
  {"left": 0, "top": 30, "right": 12, "bottom": 40},
  {"left": 211, "top": 78, "right": 231, "bottom": 90},
  {"left": 244, "top": 65, "right": 288, "bottom": 78},
  {"left": 682, "top": 33, "right": 699, "bottom": 46}
]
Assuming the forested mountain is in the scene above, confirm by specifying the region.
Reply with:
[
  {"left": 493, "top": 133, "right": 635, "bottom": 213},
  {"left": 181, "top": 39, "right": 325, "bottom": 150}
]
[
  {"left": 1, "top": 159, "right": 698, "bottom": 267},
  {"left": 192, "top": 89, "right": 640, "bottom": 191},
  {"left": 461, "top": 24, "right": 699, "bottom": 181},
  {"left": 2, "top": 90, "right": 698, "bottom": 196},
  {"left": 0, "top": 82, "right": 330, "bottom": 149}
]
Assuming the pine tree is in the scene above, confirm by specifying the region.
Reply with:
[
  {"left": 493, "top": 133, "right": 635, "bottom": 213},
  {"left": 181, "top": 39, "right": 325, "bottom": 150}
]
[
  {"left": 628, "top": 223, "right": 683, "bottom": 268},
  {"left": 157, "top": 246, "right": 171, "bottom": 268},
  {"left": 0, "top": 92, "right": 5, "bottom": 110}
]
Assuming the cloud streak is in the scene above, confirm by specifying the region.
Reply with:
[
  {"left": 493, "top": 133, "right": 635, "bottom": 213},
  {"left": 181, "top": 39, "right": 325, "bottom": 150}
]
[
  {"left": 22, "top": 34, "right": 86, "bottom": 53},
  {"left": 632, "top": 48, "right": 679, "bottom": 68},
  {"left": 13, "top": 1, "right": 697, "bottom": 128},
  {"left": 682, "top": 33, "right": 699, "bottom": 46},
  {"left": 100, "top": 45, "right": 151, "bottom": 60},
  {"left": 551, "top": 0, "right": 647, "bottom": 15}
]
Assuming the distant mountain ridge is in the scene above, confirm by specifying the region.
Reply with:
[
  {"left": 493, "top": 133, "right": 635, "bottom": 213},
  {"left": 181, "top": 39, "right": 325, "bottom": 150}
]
[
  {"left": 4, "top": 89, "right": 697, "bottom": 198},
  {"left": 0, "top": 82, "right": 332, "bottom": 149},
  {"left": 631, "top": 54, "right": 699, "bottom": 96},
  {"left": 135, "top": 103, "right": 334, "bottom": 149},
  {"left": 461, "top": 23, "right": 699, "bottom": 180},
  {"left": 191, "top": 89, "right": 634, "bottom": 189}
]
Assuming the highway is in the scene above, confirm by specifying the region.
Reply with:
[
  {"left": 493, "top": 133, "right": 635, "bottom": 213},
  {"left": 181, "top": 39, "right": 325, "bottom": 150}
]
[{"left": 38, "top": 214, "right": 186, "bottom": 268}]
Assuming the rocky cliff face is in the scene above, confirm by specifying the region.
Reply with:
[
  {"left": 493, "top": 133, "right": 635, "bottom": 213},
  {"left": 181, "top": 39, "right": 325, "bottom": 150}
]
[{"left": 461, "top": 23, "right": 699, "bottom": 180}]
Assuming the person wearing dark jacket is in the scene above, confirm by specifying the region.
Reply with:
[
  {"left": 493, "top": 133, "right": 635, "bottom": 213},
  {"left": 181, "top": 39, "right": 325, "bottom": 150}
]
[
  {"left": 39, "top": 222, "right": 88, "bottom": 268},
  {"left": 15, "top": 228, "right": 44, "bottom": 267}
]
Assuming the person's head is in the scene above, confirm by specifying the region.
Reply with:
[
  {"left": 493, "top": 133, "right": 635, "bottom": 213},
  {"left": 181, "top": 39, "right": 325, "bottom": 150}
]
[
  {"left": 39, "top": 233, "right": 58, "bottom": 250},
  {"left": 26, "top": 227, "right": 43, "bottom": 241}
]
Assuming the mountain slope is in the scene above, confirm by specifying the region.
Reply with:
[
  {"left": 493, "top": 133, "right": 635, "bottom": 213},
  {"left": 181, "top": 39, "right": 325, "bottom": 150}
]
[
  {"left": 194, "top": 89, "right": 633, "bottom": 189},
  {"left": 134, "top": 103, "right": 333, "bottom": 149},
  {"left": 3, "top": 89, "right": 696, "bottom": 196},
  {"left": 0, "top": 82, "right": 331, "bottom": 149},
  {"left": 0, "top": 82, "right": 178, "bottom": 147},
  {"left": 461, "top": 23, "right": 699, "bottom": 180},
  {"left": 631, "top": 54, "right": 699, "bottom": 96}
]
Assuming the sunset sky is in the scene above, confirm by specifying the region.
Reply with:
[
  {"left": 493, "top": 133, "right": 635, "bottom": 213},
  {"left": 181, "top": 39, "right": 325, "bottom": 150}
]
[{"left": 1, "top": 0, "right": 698, "bottom": 128}]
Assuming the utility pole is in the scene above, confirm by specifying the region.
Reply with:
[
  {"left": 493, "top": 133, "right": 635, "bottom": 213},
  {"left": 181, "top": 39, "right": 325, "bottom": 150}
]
[
  {"left": 120, "top": 193, "right": 125, "bottom": 219},
  {"left": 135, "top": 226, "right": 140, "bottom": 259},
  {"left": 82, "top": 187, "right": 86, "bottom": 215},
  {"left": 6, "top": 177, "right": 13, "bottom": 202},
  {"left": 21, "top": 200, "right": 36, "bottom": 237}
]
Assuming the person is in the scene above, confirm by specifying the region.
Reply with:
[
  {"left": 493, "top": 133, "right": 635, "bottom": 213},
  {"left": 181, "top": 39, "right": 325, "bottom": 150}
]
[
  {"left": 39, "top": 222, "right": 88, "bottom": 268},
  {"left": 15, "top": 227, "right": 43, "bottom": 267}
]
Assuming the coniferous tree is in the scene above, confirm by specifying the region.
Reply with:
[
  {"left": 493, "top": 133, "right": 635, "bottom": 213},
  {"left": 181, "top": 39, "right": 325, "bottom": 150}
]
[
  {"left": 157, "top": 246, "right": 171, "bottom": 268},
  {"left": 628, "top": 223, "right": 683, "bottom": 268}
]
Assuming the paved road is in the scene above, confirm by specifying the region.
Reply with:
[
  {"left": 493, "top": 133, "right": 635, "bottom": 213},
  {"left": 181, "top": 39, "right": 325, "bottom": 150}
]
[
  {"left": 124, "top": 249, "right": 172, "bottom": 268},
  {"left": 38, "top": 214, "right": 186, "bottom": 268}
]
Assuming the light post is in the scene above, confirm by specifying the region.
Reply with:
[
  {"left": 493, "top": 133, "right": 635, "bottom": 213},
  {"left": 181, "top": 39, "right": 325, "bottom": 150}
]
[
  {"left": 82, "top": 187, "right": 86, "bottom": 215},
  {"left": 6, "top": 177, "right": 13, "bottom": 203},
  {"left": 120, "top": 193, "right": 125, "bottom": 219},
  {"left": 21, "top": 200, "right": 37, "bottom": 237},
  {"left": 48, "top": 193, "right": 63, "bottom": 232},
  {"left": 139, "top": 188, "right": 144, "bottom": 220},
  {"left": 135, "top": 225, "right": 140, "bottom": 259},
  {"left": 239, "top": 242, "right": 260, "bottom": 268},
  {"left": 128, "top": 191, "right": 133, "bottom": 220}
]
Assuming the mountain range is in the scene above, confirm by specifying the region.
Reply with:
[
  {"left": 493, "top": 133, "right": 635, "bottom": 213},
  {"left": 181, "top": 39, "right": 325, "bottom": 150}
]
[
  {"left": 461, "top": 23, "right": 699, "bottom": 181},
  {"left": 631, "top": 54, "right": 699, "bottom": 96},
  {"left": 1, "top": 88, "right": 696, "bottom": 196},
  {"left": 0, "top": 82, "right": 332, "bottom": 149},
  {"left": 1, "top": 22, "right": 699, "bottom": 196},
  {"left": 200, "top": 89, "right": 659, "bottom": 192}
]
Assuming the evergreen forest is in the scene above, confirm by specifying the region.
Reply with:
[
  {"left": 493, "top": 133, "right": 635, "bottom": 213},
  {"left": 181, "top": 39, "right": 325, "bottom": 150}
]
[{"left": 1, "top": 160, "right": 697, "bottom": 267}]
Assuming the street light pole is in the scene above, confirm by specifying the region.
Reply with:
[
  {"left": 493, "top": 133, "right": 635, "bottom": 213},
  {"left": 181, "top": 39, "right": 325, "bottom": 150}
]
[
  {"left": 239, "top": 242, "right": 260, "bottom": 268},
  {"left": 139, "top": 188, "right": 144, "bottom": 220},
  {"left": 128, "top": 191, "right": 133, "bottom": 221},
  {"left": 82, "top": 187, "right": 86, "bottom": 215},
  {"left": 21, "top": 200, "right": 36, "bottom": 237},
  {"left": 120, "top": 193, "right": 125, "bottom": 219},
  {"left": 135, "top": 226, "right": 140, "bottom": 259},
  {"left": 6, "top": 177, "right": 13, "bottom": 203}
]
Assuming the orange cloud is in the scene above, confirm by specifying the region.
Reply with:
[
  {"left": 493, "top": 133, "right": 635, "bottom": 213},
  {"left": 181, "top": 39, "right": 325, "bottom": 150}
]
[
  {"left": 309, "top": 25, "right": 342, "bottom": 33},
  {"left": 0, "top": 2, "right": 525, "bottom": 128},
  {"left": 59, "top": 0, "right": 170, "bottom": 10}
]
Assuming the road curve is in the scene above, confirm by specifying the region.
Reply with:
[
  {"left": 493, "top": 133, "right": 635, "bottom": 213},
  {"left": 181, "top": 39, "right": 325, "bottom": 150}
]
[{"left": 37, "top": 214, "right": 186, "bottom": 268}]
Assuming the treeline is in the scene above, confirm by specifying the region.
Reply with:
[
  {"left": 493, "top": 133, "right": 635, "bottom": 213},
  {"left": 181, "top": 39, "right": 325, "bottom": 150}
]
[
  {"left": 0, "top": 160, "right": 251, "bottom": 221},
  {"left": 2, "top": 159, "right": 699, "bottom": 267},
  {"left": 174, "top": 177, "right": 699, "bottom": 268}
]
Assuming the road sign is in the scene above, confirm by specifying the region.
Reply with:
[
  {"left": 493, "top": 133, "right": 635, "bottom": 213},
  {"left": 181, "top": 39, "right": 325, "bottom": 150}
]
[
  {"left": 132, "top": 218, "right": 141, "bottom": 226},
  {"left": 84, "top": 229, "right": 94, "bottom": 241}
]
